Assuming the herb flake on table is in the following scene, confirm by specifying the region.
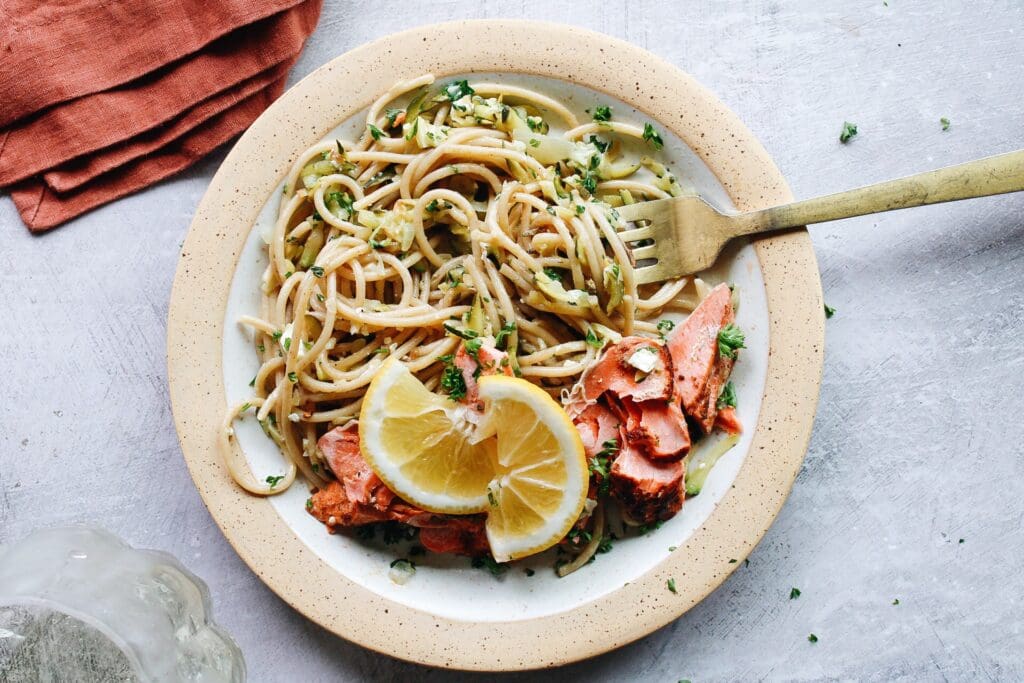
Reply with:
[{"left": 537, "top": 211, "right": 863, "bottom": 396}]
[
  {"left": 893, "top": 598, "right": 900, "bottom": 605},
  {"left": 839, "top": 121, "right": 858, "bottom": 144},
  {"left": 940, "top": 117, "right": 951, "bottom": 131},
  {"left": 790, "top": 587, "right": 801, "bottom": 599},
  {"left": 592, "top": 105, "right": 612, "bottom": 122},
  {"left": 643, "top": 122, "right": 664, "bottom": 150},
  {"left": 808, "top": 633, "right": 819, "bottom": 643},
  {"left": 824, "top": 303, "right": 836, "bottom": 318},
  {"left": 667, "top": 578, "right": 677, "bottom": 593}
]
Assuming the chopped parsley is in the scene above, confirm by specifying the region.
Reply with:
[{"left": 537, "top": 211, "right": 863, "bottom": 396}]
[
  {"left": 586, "top": 135, "right": 609, "bottom": 153},
  {"left": 471, "top": 555, "right": 508, "bottom": 576},
  {"left": 368, "top": 124, "right": 384, "bottom": 141},
  {"left": 638, "top": 520, "right": 664, "bottom": 535},
  {"left": 790, "top": 587, "right": 801, "bottom": 599},
  {"left": 668, "top": 546, "right": 677, "bottom": 552},
  {"left": 463, "top": 337, "right": 483, "bottom": 361},
  {"left": 656, "top": 319, "right": 675, "bottom": 339},
  {"left": 494, "top": 321, "right": 516, "bottom": 350},
  {"left": 287, "top": 371, "right": 298, "bottom": 383},
  {"left": 940, "top": 117, "right": 951, "bottom": 131},
  {"left": 248, "top": 375, "right": 256, "bottom": 387},
  {"left": 892, "top": 598, "right": 900, "bottom": 605},
  {"left": 543, "top": 267, "right": 564, "bottom": 282},
  {"left": 716, "top": 381, "right": 737, "bottom": 410},
  {"left": 385, "top": 108, "right": 403, "bottom": 127},
  {"left": 524, "top": 568, "right": 536, "bottom": 577},
  {"left": 581, "top": 172, "right": 598, "bottom": 195},
  {"left": 440, "top": 362, "right": 467, "bottom": 401},
  {"left": 309, "top": 266, "right": 325, "bottom": 277},
  {"left": 529, "top": 138, "right": 541, "bottom": 148},
  {"left": 808, "top": 633, "right": 819, "bottom": 643},
  {"left": 335, "top": 140, "right": 344, "bottom": 155},
  {"left": 642, "top": 122, "right": 664, "bottom": 150},
  {"left": 597, "top": 534, "right": 614, "bottom": 554},
  {"left": 728, "top": 558, "right": 738, "bottom": 564},
  {"left": 592, "top": 105, "right": 612, "bottom": 122},
  {"left": 446, "top": 267, "right": 464, "bottom": 288},
  {"left": 443, "top": 80, "right": 474, "bottom": 101},
  {"left": 839, "top": 121, "right": 858, "bottom": 144},
  {"left": 717, "top": 323, "right": 746, "bottom": 359},
  {"left": 265, "top": 474, "right": 285, "bottom": 488},
  {"left": 426, "top": 198, "right": 440, "bottom": 212},
  {"left": 667, "top": 578, "right": 677, "bottom": 593},
  {"left": 569, "top": 529, "right": 592, "bottom": 545},
  {"left": 589, "top": 439, "right": 618, "bottom": 496},
  {"left": 305, "top": 497, "right": 313, "bottom": 511},
  {"left": 824, "top": 303, "right": 836, "bottom": 318}
]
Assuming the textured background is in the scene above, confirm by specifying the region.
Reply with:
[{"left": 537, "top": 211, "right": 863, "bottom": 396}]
[{"left": 2, "top": 1, "right": 1022, "bottom": 680}]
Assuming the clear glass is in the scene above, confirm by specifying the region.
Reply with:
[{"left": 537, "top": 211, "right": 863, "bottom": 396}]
[{"left": 0, "top": 527, "right": 245, "bottom": 682}]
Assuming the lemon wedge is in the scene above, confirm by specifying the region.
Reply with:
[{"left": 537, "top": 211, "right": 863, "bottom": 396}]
[{"left": 359, "top": 358, "right": 588, "bottom": 561}]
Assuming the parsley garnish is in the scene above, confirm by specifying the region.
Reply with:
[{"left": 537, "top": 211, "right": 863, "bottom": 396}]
[
  {"left": 824, "top": 303, "right": 836, "bottom": 318},
  {"left": 305, "top": 497, "right": 313, "bottom": 511},
  {"left": 494, "top": 321, "right": 516, "bottom": 350},
  {"left": 543, "top": 267, "right": 563, "bottom": 282},
  {"left": 368, "top": 124, "right": 384, "bottom": 140},
  {"left": 839, "top": 121, "right": 858, "bottom": 143},
  {"left": 892, "top": 598, "right": 900, "bottom": 605},
  {"left": 643, "top": 122, "right": 664, "bottom": 150},
  {"left": 287, "top": 371, "right": 298, "bottom": 383},
  {"left": 597, "top": 535, "right": 614, "bottom": 554},
  {"left": 464, "top": 337, "right": 483, "bottom": 361},
  {"left": 667, "top": 578, "right": 677, "bottom": 593},
  {"left": 487, "top": 489, "right": 499, "bottom": 508},
  {"left": 581, "top": 173, "right": 598, "bottom": 195},
  {"left": 471, "top": 556, "right": 508, "bottom": 576},
  {"left": 940, "top": 117, "right": 951, "bottom": 131},
  {"left": 272, "top": 330, "right": 283, "bottom": 341},
  {"left": 656, "top": 319, "right": 675, "bottom": 339},
  {"left": 808, "top": 633, "right": 819, "bottom": 643},
  {"left": 335, "top": 140, "right": 344, "bottom": 155},
  {"left": 524, "top": 568, "right": 536, "bottom": 577},
  {"left": 310, "top": 266, "right": 324, "bottom": 277},
  {"left": 790, "top": 587, "right": 801, "bottom": 599},
  {"left": 586, "top": 135, "right": 609, "bottom": 153},
  {"left": 638, "top": 519, "right": 665, "bottom": 535},
  {"left": 592, "top": 105, "right": 612, "bottom": 122},
  {"left": 440, "top": 362, "right": 467, "bottom": 401},
  {"left": 717, "top": 323, "right": 746, "bottom": 359},
  {"left": 529, "top": 138, "right": 541, "bottom": 148},
  {"left": 716, "top": 381, "right": 737, "bottom": 410},
  {"left": 385, "top": 108, "right": 403, "bottom": 127},
  {"left": 589, "top": 439, "right": 618, "bottom": 496},
  {"left": 426, "top": 199, "right": 440, "bottom": 212},
  {"left": 265, "top": 474, "right": 285, "bottom": 488},
  {"left": 283, "top": 338, "right": 291, "bottom": 352},
  {"left": 443, "top": 80, "right": 474, "bottom": 101},
  {"left": 248, "top": 375, "right": 256, "bottom": 387},
  {"left": 585, "top": 326, "right": 604, "bottom": 349}
]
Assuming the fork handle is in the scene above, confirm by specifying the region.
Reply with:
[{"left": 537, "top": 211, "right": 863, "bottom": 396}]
[{"left": 732, "top": 149, "right": 1024, "bottom": 235}]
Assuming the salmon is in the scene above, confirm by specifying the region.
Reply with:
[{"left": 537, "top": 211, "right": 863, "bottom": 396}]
[
  {"left": 311, "top": 424, "right": 491, "bottom": 555},
  {"left": 454, "top": 341, "right": 513, "bottom": 410},
  {"left": 714, "top": 406, "right": 742, "bottom": 435},
  {"left": 667, "top": 283, "right": 734, "bottom": 428},
  {"left": 609, "top": 431, "right": 684, "bottom": 524},
  {"left": 574, "top": 402, "right": 620, "bottom": 461},
  {"left": 696, "top": 350, "right": 736, "bottom": 433},
  {"left": 615, "top": 397, "right": 690, "bottom": 461},
  {"left": 579, "top": 336, "right": 673, "bottom": 404}
]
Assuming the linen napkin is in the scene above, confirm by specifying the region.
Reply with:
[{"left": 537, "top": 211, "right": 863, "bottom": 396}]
[{"left": 0, "top": 0, "right": 322, "bottom": 231}]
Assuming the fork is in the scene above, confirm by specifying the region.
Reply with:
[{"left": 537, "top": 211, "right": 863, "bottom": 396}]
[{"left": 616, "top": 149, "right": 1024, "bottom": 283}]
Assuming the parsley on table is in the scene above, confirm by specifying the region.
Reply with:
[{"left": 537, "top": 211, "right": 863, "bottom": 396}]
[
  {"left": 592, "top": 105, "right": 612, "bottom": 122},
  {"left": 524, "top": 568, "right": 536, "bottom": 577},
  {"left": 728, "top": 559, "right": 738, "bottom": 564},
  {"left": 265, "top": 475, "right": 285, "bottom": 488},
  {"left": 940, "top": 117, "right": 951, "bottom": 131},
  {"left": 368, "top": 124, "right": 384, "bottom": 141},
  {"left": 892, "top": 598, "right": 900, "bottom": 605},
  {"left": 716, "top": 381, "right": 737, "bottom": 410},
  {"left": 667, "top": 578, "right": 677, "bottom": 593},
  {"left": 717, "top": 323, "right": 746, "bottom": 359},
  {"left": 808, "top": 633, "right": 819, "bottom": 643},
  {"left": 790, "top": 587, "right": 801, "bottom": 599},
  {"left": 657, "top": 319, "right": 675, "bottom": 339},
  {"left": 824, "top": 303, "right": 836, "bottom": 318},
  {"left": 643, "top": 122, "right": 665, "bottom": 150},
  {"left": 443, "top": 80, "right": 474, "bottom": 101},
  {"left": 839, "top": 121, "right": 858, "bottom": 143}
]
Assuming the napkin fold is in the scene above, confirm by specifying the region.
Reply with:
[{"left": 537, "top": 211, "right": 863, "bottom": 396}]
[{"left": 0, "top": 0, "right": 322, "bottom": 232}]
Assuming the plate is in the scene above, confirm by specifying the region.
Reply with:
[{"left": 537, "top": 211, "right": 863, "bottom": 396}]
[{"left": 168, "top": 20, "right": 824, "bottom": 670}]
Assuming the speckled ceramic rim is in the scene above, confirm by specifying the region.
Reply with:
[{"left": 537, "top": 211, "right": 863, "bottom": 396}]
[{"left": 167, "top": 20, "right": 824, "bottom": 670}]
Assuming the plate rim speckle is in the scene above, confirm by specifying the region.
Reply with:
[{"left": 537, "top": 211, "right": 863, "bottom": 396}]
[{"left": 167, "top": 19, "right": 824, "bottom": 671}]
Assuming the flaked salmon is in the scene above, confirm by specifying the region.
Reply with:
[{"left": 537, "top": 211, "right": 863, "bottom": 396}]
[
  {"left": 310, "top": 423, "right": 490, "bottom": 556},
  {"left": 579, "top": 336, "right": 673, "bottom": 404},
  {"left": 609, "top": 433, "right": 684, "bottom": 523},
  {"left": 614, "top": 396, "right": 690, "bottom": 461},
  {"left": 667, "top": 282, "right": 734, "bottom": 430}
]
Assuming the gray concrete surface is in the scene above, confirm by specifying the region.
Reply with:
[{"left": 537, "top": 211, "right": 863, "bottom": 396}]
[{"left": 2, "top": 1, "right": 1022, "bottom": 680}]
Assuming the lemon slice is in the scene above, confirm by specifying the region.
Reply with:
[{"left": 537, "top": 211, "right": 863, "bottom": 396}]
[
  {"left": 475, "top": 375, "right": 589, "bottom": 561},
  {"left": 359, "top": 357, "right": 496, "bottom": 514},
  {"left": 359, "top": 358, "right": 589, "bottom": 561}
]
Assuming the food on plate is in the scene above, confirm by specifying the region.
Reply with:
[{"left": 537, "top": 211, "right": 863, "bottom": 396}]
[{"left": 223, "top": 75, "right": 746, "bottom": 575}]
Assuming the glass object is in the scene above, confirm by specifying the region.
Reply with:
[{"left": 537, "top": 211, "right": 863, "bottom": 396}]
[{"left": 0, "top": 527, "right": 244, "bottom": 682}]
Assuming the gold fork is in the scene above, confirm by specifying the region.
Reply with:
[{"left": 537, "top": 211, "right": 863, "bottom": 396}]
[{"left": 616, "top": 149, "right": 1024, "bottom": 283}]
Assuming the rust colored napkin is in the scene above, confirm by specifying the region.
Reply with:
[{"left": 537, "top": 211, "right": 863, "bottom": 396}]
[{"left": 0, "top": 0, "right": 322, "bottom": 231}]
